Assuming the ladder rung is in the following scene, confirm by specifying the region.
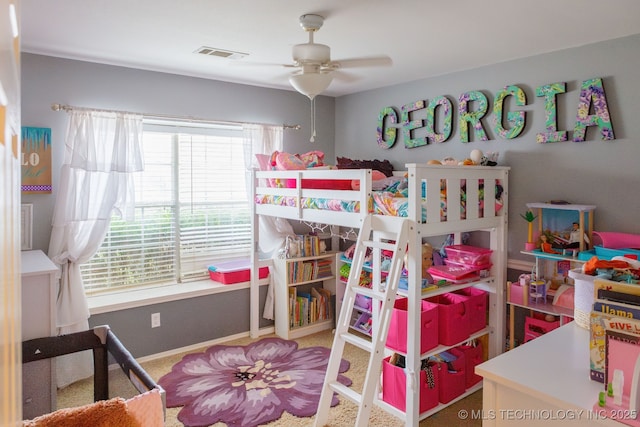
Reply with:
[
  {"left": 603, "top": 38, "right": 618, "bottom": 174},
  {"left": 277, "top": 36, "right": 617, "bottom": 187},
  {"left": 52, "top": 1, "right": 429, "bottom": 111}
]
[
  {"left": 349, "top": 286, "right": 385, "bottom": 301},
  {"left": 328, "top": 381, "right": 363, "bottom": 406},
  {"left": 340, "top": 331, "right": 373, "bottom": 352},
  {"left": 363, "top": 239, "right": 396, "bottom": 252}
]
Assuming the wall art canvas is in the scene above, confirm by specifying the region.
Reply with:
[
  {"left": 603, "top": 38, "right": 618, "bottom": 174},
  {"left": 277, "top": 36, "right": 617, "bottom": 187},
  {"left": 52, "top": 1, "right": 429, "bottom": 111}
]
[{"left": 21, "top": 127, "right": 52, "bottom": 193}]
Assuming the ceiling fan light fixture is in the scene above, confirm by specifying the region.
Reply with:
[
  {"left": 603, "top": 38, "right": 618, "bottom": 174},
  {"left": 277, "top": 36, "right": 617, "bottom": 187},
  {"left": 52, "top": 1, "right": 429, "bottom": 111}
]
[
  {"left": 292, "top": 43, "right": 330, "bottom": 63},
  {"left": 289, "top": 72, "right": 333, "bottom": 99}
]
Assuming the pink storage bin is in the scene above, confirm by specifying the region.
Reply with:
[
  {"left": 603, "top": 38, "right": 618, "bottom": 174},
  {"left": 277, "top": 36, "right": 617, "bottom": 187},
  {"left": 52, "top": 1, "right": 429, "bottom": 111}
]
[
  {"left": 427, "top": 293, "right": 470, "bottom": 346},
  {"left": 208, "top": 259, "right": 269, "bottom": 284},
  {"left": 437, "top": 347, "right": 466, "bottom": 404},
  {"left": 444, "top": 245, "right": 493, "bottom": 266},
  {"left": 387, "top": 298, "right": 439, "bottom": 354},
  {"left": 444, "top": 258, "right": 492, "bottom": 275},
  {"left": 452, "top": 287, "right": 488, "bottom": 334},
  {"left": 508, "top": 282, "right": 527, "bottom": 305},
  {"left": 456, "top": 342, "right": 484, "bottom": 388},
  {"left": 427, "top": 264, "right": 479, "bottom": 284},
  {"left": 382, "top": 356, "right": 439, "bottom": 413},
  {"left": 523, "top": 316, "right": 559, "bottom": 343}
]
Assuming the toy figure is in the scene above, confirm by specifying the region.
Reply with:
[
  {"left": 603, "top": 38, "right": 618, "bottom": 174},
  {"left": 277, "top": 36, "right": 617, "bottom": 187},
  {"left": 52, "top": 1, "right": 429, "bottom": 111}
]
[
  {"left": 568, "top": 222, "right": 590, "bottom": 248},
  {"left": 422, "top": 243, "right": 434, "bottom": 279},
  {"left": 540, "top": 234, "right": 560, "bottom": 254}
]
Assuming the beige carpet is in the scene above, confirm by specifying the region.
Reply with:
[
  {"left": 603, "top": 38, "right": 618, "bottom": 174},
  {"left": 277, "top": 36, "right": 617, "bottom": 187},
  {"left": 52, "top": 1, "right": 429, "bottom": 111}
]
[{"left": 57, "top": 330, "right": 482, "bottom": 426}]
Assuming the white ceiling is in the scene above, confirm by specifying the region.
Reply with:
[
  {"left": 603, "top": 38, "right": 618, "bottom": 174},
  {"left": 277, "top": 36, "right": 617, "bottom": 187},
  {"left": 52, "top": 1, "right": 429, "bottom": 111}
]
[{"left": 19, "top": 0, "right": 640, "bottom": 97}]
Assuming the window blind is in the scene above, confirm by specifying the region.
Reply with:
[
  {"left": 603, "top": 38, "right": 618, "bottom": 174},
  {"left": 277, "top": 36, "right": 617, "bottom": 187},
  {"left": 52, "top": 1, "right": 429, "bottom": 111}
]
[{"left": 81, "top": 124, "right": 250, "bottom": 293}]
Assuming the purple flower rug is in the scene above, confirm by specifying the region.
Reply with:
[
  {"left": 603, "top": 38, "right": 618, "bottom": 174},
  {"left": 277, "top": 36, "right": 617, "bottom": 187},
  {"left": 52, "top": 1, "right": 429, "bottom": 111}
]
[{"left": 158, "top": 337, "right": 352, "bottom": 427}]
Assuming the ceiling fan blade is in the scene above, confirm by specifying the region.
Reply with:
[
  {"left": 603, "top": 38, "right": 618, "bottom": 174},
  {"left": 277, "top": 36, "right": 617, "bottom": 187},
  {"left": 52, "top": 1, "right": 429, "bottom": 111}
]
[
  {"left": 332, "top": 70, "right": 360, "bottom": 83},
  {"left": 332, "top": 56, "right": 392, "bottom": 69}
]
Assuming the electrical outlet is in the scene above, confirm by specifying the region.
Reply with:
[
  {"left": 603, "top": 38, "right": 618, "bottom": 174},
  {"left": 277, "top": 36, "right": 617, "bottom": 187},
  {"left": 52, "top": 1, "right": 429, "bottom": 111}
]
[{"left": 151, "top": 312, "right": 161, "bottom": 328}]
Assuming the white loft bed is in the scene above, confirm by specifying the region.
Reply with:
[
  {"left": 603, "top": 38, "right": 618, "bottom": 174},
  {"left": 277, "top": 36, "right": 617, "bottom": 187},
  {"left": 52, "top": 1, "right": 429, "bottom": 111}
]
[{"left": 249, "top": 163, "right": 509, "bottom": 426}]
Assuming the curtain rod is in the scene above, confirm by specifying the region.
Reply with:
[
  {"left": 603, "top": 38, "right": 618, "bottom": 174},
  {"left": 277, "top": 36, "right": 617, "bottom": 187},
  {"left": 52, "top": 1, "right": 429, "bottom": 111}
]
[{"left": 50, "top": 103, "right": 301, "bottom": 130}]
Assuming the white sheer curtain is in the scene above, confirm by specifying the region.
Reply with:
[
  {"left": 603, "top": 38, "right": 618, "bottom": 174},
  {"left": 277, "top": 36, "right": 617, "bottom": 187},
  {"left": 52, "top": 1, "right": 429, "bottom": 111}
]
[
  {"left": 242, "top": 124, "right": 293, "bottom": 321},
  {"left": 48, "top": 110, "right": 144, "bottom": 387}
]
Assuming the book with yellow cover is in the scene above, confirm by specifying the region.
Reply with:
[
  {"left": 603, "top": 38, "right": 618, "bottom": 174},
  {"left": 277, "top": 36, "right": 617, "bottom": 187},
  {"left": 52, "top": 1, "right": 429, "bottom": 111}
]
[{"left": 593, "top": 278, "right": 640, "bottom": 299}]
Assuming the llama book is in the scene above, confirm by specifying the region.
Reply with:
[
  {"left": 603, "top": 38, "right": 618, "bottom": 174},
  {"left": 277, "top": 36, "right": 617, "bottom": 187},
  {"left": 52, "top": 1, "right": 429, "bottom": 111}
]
[{"left": 593, "top": 299, "right": 640, "bottom": 320}]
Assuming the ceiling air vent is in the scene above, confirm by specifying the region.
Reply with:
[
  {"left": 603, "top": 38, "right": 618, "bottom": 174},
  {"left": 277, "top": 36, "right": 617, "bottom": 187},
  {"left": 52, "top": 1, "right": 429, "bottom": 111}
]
[{"left": 194, "top": 46, "right": 248, "bottom": 60}]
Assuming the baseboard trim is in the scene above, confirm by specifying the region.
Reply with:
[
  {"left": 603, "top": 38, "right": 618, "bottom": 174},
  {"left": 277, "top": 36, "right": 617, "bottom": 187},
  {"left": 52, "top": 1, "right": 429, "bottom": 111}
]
[{"left": 133, "top": 326, "right": 276, "bottom": 365}]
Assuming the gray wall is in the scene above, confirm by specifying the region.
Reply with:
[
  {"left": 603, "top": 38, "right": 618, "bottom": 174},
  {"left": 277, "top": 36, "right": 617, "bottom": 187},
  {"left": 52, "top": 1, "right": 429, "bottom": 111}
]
[
  {"left": 335, "top": 34, "right": 640, "bottom": 261},
  {"left": 89, "top": 288, "right": 271, "bottom": 357}
]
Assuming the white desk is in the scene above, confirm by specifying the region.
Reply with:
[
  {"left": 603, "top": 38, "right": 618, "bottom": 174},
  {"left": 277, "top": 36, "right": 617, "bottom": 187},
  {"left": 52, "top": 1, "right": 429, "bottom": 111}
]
[{"left": 476, "top": 323, "right": 625, "bottom": 426}]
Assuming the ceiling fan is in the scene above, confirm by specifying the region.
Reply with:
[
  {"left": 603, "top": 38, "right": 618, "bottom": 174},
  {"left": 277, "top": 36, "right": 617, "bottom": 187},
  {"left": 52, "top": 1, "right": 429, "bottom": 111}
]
[
  {"left": 281, "top": 14, "right": 391, "bottom": 141},
  {"left": 286, "top": 13, "right": 392, "bottom": 100}
]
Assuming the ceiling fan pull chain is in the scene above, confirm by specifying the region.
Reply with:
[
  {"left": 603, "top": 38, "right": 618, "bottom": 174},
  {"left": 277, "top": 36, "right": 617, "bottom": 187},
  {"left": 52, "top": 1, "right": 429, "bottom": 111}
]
[{"left": 310, "top": 98, "right": 316, "bottom": 142}]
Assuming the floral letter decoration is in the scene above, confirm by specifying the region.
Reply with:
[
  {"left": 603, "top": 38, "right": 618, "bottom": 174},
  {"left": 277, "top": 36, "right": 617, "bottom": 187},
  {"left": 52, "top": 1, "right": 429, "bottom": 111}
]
[
  {"left": 401, "top": 100, "right": 426, "bottom": 148},
  {"left": 458, "top": 91, "right": 489, "bottom": 143},
  {"left": 376, "top": 106, "right": 398, "bottom": 149},
  {"left": 573, "top": 77, "right": 615, "bottom": 142},
  {"left": 425, "top": 95, "right": 453, "bottom": 143},
  {"left": 536, "top": 82, "right": 568, "bottom": 143},
  {"left": 493, "top": 85, "right": 527, "bottom": 139}
]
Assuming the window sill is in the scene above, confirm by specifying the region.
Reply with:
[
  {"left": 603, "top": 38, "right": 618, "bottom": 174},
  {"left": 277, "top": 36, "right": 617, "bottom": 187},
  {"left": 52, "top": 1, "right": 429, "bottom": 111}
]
[{"left": 88, "top": 278, "right": 270, "bottom": 315}]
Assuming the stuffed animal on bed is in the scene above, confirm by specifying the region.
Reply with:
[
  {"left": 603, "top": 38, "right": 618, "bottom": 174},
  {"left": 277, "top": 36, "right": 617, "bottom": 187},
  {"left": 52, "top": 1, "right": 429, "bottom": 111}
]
[{"left": 426, "top": 149, "right": 500, "bottom": 167}]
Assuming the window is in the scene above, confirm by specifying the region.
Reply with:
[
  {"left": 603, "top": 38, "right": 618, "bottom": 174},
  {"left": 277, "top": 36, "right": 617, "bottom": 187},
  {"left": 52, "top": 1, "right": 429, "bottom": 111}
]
[{"left": 81, "top": 122, "right": 251, "bottom": 293}]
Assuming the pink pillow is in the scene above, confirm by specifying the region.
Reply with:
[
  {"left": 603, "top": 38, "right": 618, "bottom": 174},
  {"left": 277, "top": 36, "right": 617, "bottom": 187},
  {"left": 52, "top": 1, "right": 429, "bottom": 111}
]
[
  {"left": 275, "top": 152, "right": 306, "bottom": 170},
  {"left": 298, "top": 150, "right": 325, "bottom": 167}
]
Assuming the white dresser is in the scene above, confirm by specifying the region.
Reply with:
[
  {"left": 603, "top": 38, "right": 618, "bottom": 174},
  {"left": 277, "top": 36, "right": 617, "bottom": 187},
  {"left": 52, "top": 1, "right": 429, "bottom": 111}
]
[
  {"left": 21, "top": 250, "right": 58, "bottom": 419},
  {"left": 476, "top": 323, "right": 624, "bottom": 426}
]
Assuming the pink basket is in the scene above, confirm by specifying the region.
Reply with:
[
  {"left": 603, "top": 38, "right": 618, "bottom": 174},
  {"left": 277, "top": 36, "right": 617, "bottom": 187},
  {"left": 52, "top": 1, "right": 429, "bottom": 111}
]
[
  {"left": 453, "top": 288, "right": 488, "bottom": 334},
  {"left": 382, "top": 356, "right": 439, "bottom": 413},
  {"left": 524, "top": 316, "right": 559, "bottom": 343},
  {"left": 437, "top": 347, "right": 466, "bottom": 404},
  {"left": 387, "top": 298, "right": 438, "bottom": 354},
  {"left": 457, "top": 342, "right": 484, "bottom": 388},
  {"left": 427, "top": 293, "right": 470, "bottom": 346}
]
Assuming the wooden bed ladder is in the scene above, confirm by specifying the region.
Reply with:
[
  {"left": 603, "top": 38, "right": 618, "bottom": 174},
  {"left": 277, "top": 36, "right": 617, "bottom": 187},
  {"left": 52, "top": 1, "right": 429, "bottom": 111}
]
[{"left": 314, "top": 215, "right": 412, "bottom": 427}]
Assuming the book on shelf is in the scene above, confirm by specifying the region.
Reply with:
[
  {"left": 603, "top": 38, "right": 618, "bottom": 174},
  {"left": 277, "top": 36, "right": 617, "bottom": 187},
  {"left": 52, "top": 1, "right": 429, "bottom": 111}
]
[
  {"left": 593, "top": 298, "right": 640, "bottom": 321},
  {"left": 594, "top": 279, "right": 640, "bottom": 299},
  {"left": 298, "top": 291, "right": 312, "bottom": 326},
  {"left": 603, "top": 316, "right": 640, "bottom": 336},
  {"left": 290, "top": 234, "right": 324, "bottom": 258},
  {"left": 311, "top": 287, "right": 325, "bottom": 321},
  {"left": 289, "top": 287, "right": 296, "bottom": 328},
  {"left": 597, "top": 288, "right": 640, "bottom": 306},
  {"left": 297, "top": 294, "right": 310, "bottom": 326},
  {"left": 288, "top": 258, "right": 333, "bottom": 284},
  {"left": 288, "top": 287, "right": 332, "bottom": 328}
]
